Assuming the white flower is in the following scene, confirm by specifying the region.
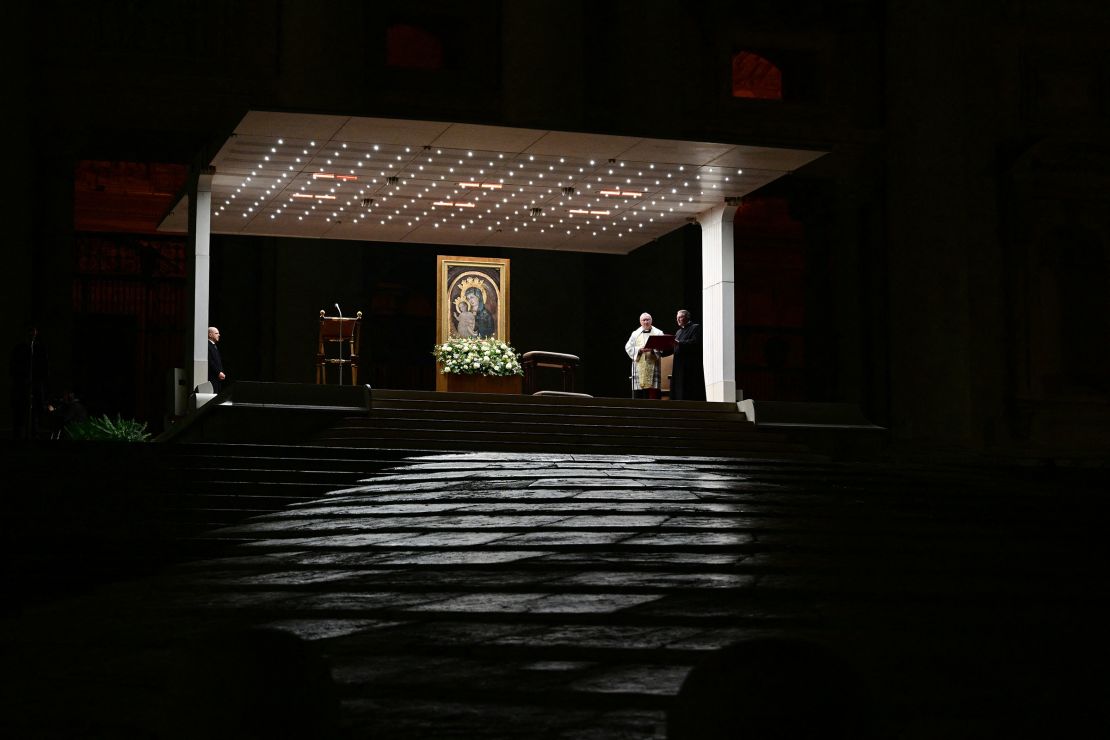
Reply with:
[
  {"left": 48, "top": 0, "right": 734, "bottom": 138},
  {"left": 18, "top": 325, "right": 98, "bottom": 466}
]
[{"left": 434, "top": 337, "right": 523, "bottom": 376}]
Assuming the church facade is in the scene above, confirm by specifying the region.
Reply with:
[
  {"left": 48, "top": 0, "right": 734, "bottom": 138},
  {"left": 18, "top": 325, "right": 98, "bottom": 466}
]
[{"left": 7, "top": 1, "right": 1109, "bottom": 461}]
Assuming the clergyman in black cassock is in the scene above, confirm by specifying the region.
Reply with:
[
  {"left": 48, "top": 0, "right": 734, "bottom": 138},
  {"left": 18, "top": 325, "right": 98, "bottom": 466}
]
[{"left": 668, "top": 310, "right": 705, "bottom": 401}]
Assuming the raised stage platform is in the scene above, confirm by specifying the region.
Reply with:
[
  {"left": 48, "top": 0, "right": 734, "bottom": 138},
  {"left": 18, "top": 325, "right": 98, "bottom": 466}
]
[{"left": 161, "top": 382, "right": 830, "bottom": 459}]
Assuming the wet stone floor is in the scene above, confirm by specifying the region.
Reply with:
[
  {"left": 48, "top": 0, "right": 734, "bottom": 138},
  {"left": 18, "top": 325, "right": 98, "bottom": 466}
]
[{"left": 3, "top": 452, "right": 1107, "bottom": 739}]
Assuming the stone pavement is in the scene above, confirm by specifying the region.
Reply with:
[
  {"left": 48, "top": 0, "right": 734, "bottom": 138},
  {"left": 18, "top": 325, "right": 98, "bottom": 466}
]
[{"left": 3, "top": 452, "right": 1107, "bottom": 739}]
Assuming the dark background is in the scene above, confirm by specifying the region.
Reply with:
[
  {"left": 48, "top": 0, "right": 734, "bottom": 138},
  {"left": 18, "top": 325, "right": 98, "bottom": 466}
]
[{"left": 5, "top": 0, "right": 1108, "bottom": 460}]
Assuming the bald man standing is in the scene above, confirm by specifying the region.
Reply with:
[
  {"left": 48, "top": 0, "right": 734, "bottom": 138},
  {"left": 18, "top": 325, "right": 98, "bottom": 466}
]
[
  {"left": 208, "top": 326, "right": 226, "bottom": 393},
  {"left": 624, "top": 312, "right": 664, "bottom": 399}
]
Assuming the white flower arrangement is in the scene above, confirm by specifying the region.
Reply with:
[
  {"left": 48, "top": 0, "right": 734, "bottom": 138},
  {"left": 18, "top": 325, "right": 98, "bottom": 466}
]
[{"left": 433, "top": 337, "right": 524, "bottom": 377}]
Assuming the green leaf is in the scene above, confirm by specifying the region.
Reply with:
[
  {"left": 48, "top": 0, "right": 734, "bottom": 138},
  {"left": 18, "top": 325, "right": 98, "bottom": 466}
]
[{"left": 64, "top": 414, "right": 151, "bottom": 442}]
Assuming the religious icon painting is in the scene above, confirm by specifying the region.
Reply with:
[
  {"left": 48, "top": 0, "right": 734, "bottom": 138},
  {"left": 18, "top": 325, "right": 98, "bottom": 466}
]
[{"left": 436, "top": 255, "right": 510, "bottom": 344}]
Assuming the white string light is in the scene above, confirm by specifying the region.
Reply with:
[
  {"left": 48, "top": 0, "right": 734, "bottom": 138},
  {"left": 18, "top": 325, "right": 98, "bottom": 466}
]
[{"left": 213, "top": 129, "right": 754, "bottom": 245}]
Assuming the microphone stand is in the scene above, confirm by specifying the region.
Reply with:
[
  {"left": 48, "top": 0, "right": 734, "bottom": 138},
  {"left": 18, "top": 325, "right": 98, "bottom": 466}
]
[
  {"left": 335, "top": 304, "right": 344, "bottom": 385},
  {"left": 27, "top": 334, "right": 35, "bottom": 440}
]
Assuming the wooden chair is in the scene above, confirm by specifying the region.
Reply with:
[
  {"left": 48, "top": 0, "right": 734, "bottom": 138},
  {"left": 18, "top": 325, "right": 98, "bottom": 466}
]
[
  {"left": 660, "top": 353, "right": 674, "bottom": 400},
  {"left": 316, "top": 310, "right": 362, "bottom": 385}
]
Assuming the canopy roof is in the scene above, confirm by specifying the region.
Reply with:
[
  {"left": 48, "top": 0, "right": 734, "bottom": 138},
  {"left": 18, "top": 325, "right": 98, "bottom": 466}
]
[{"left": 161, "top": 110, "right": 824, "bottom": 254}]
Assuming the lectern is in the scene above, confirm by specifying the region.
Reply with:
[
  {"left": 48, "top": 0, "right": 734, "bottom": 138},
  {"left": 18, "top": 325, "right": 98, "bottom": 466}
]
[{"left": 316, "top": 310, "right": 362, "bottom": 385}]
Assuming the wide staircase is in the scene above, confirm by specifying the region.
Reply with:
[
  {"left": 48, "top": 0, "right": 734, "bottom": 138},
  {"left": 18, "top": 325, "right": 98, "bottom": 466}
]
[
  {"left": 6, "top": 447, "right": 1108, "bottom": 739},
  {"left": 4, "top": 388, "right": 813, "bottom": 604},
  {"left": 1, "top": 441, "right": 405, "bottom": 605},
  {"left": 316, "top": 389, "right": 814, "bottom": 458}
]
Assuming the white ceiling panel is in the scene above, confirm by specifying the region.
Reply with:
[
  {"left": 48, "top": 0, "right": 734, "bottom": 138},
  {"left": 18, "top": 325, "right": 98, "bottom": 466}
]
[
  {"left": 433, "top": 123, "right": 547, "bottom": 153},
  {"left": 335, "top": 116, "right": 453, "bottom": 145},
  {"left": 526, "top": 131, "right": 643, "bottom": 161},
  {"left": 707, "top": 145, "right": 826, "bottom": 172},
  {"left": 235, "top": 111, "right": 349, "bottom": 141},
  {"left": 160, "top": 111, "right": 825, "bottom": 255},
  {"left": 619, "top": 139, "right": 734, "bottom": 166}
]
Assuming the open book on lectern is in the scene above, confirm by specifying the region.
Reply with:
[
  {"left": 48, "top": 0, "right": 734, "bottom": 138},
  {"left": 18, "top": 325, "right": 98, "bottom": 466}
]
[{"left": 643, "top": 334, "right": 675, "bottom": 352}]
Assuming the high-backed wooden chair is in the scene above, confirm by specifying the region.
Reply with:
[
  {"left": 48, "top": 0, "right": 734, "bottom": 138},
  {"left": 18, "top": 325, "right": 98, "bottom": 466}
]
[
  {"left": 660, "top": 353, "right": 674, "bottom": 400},
  {"left": 316, "top": 310, "right": 362, "bottom": 385}
]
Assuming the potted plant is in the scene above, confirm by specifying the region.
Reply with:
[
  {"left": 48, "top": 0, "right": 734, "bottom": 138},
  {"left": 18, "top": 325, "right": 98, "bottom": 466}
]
[
  {"left": 64, "top": 414, "right": 151, "bottom": 442},
  {"left": 432, "top": 337, "right": 524, "bottom": 393}
]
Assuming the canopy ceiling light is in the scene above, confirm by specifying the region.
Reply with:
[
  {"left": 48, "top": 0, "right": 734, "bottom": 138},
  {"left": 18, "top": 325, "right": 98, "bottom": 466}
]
[{"left": 160, "top": 111, "right": 825, "bottom": 255}]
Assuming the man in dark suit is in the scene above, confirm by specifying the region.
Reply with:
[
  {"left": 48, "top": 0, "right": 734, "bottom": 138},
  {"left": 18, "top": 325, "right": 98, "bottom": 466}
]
[
  {"left": 668, "top": 310, "right": 705, "bottom": 401},
  {"left": 208, "top": 326, "right": 226, "bottom": 393}
]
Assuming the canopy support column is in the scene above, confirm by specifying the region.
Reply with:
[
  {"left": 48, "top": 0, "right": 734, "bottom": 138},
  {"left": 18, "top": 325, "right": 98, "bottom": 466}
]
[
  {"left": 187, "top": 167, "right": 214, "bottom": 391},
  {"left": 698, "top": 200, "right": 740, "bottom": 402}
]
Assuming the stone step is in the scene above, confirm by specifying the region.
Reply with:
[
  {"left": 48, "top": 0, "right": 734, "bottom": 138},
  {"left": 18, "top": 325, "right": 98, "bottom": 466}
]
[
  {"left": 313, "top": 430, "right": 814, "bottom": 458},
  {"left": 371, "top": 397, "right": 743, "bottom": 419},
  {"left": 327, "top": 418, "right": 778, "bottom": 444},
  {"left": 377, "top": 398, "right": 735, "bottom": 416},
  {"left": 357, "top": 408, "right": 759, "bottom": 430},
  {"left": 313, "top": 388, "right": 807, "bottom": 458},
  {"left": 372, "top": 388, "right": 737, "bottom": 412}
]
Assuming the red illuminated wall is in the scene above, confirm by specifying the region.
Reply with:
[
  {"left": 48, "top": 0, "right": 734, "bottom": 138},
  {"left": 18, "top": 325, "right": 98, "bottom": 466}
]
[
  {"left": 731, "top": 51, "right": 783, "bottom": 101},
  {"left": 71, "top": 161, "right": 189, "bottom": 428},
  {"left": 734, "top": 197, "right": 807, "bottom": 400}
]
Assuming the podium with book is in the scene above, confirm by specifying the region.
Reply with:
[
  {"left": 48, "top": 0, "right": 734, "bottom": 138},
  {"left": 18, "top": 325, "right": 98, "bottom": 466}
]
[
  {"left": 643, "top": 334, "right": 675, "bottom": 353},
  {"left": 643, "top": 335, "right": 675, "bottom": 398}
]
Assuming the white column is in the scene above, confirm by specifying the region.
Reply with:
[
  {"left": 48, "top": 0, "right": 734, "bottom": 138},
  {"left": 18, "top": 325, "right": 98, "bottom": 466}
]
[
  {"left": 698, "top": 201, "right": 739, "bottom": 402},
  {"left": 189, "top": 168, "right": 215, "bottom": 390}
]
